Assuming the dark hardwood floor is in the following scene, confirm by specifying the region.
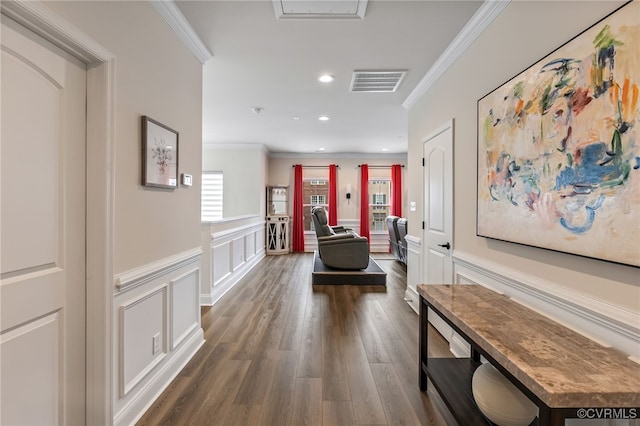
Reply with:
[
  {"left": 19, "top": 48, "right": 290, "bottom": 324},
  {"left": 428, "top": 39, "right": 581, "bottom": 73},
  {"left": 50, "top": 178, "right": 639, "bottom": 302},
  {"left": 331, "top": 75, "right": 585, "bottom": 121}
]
[{"left": 137, "top": 253, "right": 454, "bottom": 426}]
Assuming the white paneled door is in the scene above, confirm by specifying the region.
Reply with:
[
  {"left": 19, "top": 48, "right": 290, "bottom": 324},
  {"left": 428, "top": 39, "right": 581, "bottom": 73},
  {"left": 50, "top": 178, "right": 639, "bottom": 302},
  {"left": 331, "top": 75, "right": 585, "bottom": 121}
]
[
  {"left": 1, "top": 16, "right": 87, "bottom": 425},
  {"left": 423, "top": 120, "right": 454, "bottom": 339}
]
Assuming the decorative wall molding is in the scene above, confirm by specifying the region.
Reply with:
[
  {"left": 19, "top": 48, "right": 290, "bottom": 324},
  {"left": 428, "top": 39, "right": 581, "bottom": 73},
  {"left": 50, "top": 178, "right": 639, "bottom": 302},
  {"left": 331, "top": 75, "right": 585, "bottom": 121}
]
[
  {"left": 169, "top": 268, "right": 200, "bottom": 350},
  {"left": 404, "top": 235, "right": 422, "bottom": 314},
  {"left": 114, "top": 331, "right": 203, "bottom": 426},
  {"left": 454, "top": 251, "right": 640, "bottom": 358},
  {"left": 148, "top": 0, "right": 212, "bottom": 64},
  {"left": 202, "top": 249, "right": 264, "bottom": 306},
  {"left": 211, "top": 221, "right": 265, "bottom": 243},
  {"left": 402, "top": 0, "right": 510, "bottom": 109},
  {"left": 113, "top": 249, "right": 204, "bottom": 425},
  {"left": 201, "top": 220, "right": 266, "bottom": 306},
  {"left": 405, "top": 235, "right": 638, "bottom": 358},
  {"left": 203, "top": 213, "right": 261, "bottom": 226},
  {"left": 115, "top": 248, "right": 203, "bottom": 291},
  {"left": 119, "top": 285, "right": 168, "bottom": 397}
]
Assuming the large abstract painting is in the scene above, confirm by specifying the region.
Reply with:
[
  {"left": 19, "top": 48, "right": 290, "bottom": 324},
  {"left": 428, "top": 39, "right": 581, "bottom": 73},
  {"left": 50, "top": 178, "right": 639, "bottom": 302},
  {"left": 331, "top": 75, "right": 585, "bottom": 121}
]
[{"left": 477, "top": 1, "right": 639, "bottom": 267}]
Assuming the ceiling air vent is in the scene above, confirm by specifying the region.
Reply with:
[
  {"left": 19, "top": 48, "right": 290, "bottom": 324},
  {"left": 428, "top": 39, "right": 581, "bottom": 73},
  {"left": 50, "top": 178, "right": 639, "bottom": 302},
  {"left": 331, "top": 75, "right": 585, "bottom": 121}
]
[{"left": 350, "top": 70, "right": 407, "bottom": 93}]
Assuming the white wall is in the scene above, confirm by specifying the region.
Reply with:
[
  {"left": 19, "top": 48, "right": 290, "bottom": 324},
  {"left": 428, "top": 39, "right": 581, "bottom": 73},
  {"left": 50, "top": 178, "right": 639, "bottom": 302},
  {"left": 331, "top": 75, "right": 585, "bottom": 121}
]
[
  {"left": 407, "top": 1, "right": 638, "bottom": 352},
  {"left": 200, "top": 145, "right": 267, "bottom": 307},
  {"left": 48, "top": 0, "right": 203, "bottom": 274},
  {"left": 45, "top": 2, "right": 205, "bottom": 424},
  {"left": 202, "top": 143, "right": 268, "bottom": 218}
]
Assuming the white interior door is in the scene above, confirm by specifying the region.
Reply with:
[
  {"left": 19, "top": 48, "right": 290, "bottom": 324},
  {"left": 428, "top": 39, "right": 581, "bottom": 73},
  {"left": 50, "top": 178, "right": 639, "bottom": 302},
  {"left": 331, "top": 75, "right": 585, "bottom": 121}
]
[
  {"left": 1, "top": 15, "right": 87, "bottom": 425},
  {"left": 423, "top": 120, "right": 454, "bottom": 339}
]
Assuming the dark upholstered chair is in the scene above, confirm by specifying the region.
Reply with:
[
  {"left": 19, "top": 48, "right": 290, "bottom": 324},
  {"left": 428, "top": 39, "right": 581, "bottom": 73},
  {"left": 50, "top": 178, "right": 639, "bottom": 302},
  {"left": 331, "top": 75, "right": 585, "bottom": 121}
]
[
  {"left": 386, "top": 216, "right": 401, "bottom": 259},
  {"left": 311, "top": 207, "right": 369, "bottom": 270},
  {"left": 396, "top": 218, "right": 407, "bottom": 264}
]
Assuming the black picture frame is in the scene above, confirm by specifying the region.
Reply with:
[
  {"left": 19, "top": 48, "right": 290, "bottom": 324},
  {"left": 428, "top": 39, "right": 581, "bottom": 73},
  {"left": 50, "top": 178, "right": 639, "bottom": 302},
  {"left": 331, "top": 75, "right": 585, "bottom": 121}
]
[{"left": 142, "top": 116, "right": 179, "bottom": 189}]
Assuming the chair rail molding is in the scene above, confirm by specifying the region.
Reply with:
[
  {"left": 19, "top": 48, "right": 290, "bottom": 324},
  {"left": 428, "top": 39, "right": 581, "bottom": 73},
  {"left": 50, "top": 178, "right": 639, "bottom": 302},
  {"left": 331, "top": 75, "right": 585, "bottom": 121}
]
[
  {"left": 115, "top": 247, "right": 203, "bottom": 291},
  {"left": 453, "top": 250, "right": 640, "bottom": 358}
]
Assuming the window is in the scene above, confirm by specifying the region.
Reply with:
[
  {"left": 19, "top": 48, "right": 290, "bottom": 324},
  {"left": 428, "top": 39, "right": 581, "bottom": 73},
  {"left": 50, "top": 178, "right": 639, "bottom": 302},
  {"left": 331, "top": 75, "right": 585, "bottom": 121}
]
[
  {"left": 201, "top": 171, "right": 223, "bottom": 221},
  {"left": 303, "top": 178, "right": 328, "bottom": 231},
  {"left": 310, "top": 194, "right": 326, "bottom": 205},
  {"left": 369, "top": 178, "right": 391, "bottom": 231}
]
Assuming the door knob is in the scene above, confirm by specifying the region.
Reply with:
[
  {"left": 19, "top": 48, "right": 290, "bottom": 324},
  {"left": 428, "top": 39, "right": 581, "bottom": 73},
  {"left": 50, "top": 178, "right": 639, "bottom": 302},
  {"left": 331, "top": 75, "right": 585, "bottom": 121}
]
[{"left": 438, "top": 242, "right": 451, "bottom": 250}]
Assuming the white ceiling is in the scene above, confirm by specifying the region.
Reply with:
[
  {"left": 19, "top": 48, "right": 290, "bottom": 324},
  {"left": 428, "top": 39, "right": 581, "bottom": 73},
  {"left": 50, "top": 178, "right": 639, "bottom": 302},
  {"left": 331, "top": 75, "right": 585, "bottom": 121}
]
[{"left": 176, "top": 0, "right": 482, "bottom": 154}]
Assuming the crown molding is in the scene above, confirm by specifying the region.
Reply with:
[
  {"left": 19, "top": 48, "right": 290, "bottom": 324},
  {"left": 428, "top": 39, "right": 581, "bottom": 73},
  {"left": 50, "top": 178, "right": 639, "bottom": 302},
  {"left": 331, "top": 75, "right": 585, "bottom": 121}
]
[
  {"left": 402, "top": 0, "right": 510, "bottom": 110},
  {"left": 149, "top": 0, "right": 212, "bottom": 64}
]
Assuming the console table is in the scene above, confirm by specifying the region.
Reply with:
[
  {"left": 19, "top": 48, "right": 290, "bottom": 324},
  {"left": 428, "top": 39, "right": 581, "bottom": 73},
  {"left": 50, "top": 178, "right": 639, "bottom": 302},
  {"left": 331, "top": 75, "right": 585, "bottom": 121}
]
[{"left": 418, "top": 284, "right": 640, "bottom": 425}]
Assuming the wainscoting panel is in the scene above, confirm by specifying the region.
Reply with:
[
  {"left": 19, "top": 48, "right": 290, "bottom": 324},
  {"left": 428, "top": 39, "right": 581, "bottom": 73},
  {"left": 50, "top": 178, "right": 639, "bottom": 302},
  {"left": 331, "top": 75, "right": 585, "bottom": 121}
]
[
  {"left": 405, "top": 242, "right": 637, "bottom": 359},
  {"left": 454, "top": 251, "right": 640, "bottom": 358},
  {"left": 212, "top": 240, "right": 232, "bottom": 285},
  {"left": 113, "top": 248, "right": 204, "bottom": 426},
  {"left": 120, "top": 285, "right": 167, "bottom": 397},
  {"left": 232, "top": 237, "right": 244, "bottom": 271},
  {"left": 201, "top": 219, "right": 266, "bottom": 306},
  {"left": 404, "top": 235, "right": 421, "bottom": 314},
  {"left": 170, "top": 268, "right": 200, "bottom": 350},
  {"left": 245, "top": 231, "right": 256, "bottom": 261}
]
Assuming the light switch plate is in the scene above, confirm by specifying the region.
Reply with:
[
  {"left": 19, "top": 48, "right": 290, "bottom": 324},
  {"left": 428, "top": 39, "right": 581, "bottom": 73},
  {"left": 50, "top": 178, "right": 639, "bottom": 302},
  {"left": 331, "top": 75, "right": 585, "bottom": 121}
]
[
  {"left": 410, "top": 201, "right": 417, "bottom": 212},
  {"left": 181, "top": 173, "right": 192, "bottom": 186}
]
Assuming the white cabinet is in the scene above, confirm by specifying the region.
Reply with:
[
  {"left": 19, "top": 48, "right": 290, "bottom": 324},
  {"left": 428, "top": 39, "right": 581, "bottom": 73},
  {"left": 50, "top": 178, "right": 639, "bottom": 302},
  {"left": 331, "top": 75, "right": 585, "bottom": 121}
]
[
  {"left": 266, "top": 186, "right": 289, "bottom": 254},
  {"left": 266, "top": 215, "right": 289, "bottom": 254}
]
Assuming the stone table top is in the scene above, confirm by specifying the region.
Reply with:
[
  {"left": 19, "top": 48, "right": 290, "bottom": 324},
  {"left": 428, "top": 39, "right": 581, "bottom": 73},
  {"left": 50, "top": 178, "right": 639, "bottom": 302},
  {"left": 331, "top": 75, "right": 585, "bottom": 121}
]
[{"left": 417, "top": 284, "right": 640, "bottom": 408}]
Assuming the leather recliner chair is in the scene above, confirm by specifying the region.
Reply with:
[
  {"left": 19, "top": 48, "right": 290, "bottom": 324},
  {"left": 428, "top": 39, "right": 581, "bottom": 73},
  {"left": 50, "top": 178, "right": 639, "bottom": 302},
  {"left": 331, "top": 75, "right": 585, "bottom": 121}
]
[
  {"left": 311, "top": 206, "right": 369, "bottom": 270},
  {"left": 385, "top": 216, "right": 400, "bottom": 260},
  {"left": 396, "top": 218, "right": 408, "bottom": 264}
]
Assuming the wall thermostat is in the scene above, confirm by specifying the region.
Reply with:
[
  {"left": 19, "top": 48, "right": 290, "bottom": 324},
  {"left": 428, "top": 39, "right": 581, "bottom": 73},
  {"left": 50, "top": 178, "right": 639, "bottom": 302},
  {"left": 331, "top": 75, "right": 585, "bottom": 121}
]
[{"left": 181, "top": 173, "right": 193, "bottom": 187}]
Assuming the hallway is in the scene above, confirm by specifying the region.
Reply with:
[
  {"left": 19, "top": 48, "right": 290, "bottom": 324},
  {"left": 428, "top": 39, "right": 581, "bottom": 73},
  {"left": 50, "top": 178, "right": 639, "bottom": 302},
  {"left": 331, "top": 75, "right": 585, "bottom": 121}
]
[{"left": 137, "top": 253, "right": 453, "bottom": 425}]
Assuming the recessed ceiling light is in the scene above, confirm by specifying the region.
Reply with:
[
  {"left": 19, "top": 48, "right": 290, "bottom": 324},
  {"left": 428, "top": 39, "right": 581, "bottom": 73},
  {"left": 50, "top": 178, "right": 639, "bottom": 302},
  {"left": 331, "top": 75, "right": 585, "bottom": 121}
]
[
  {"left": 251, "top": 106, "right": 263, "bottom": 114},
  {"left": 318, "top": 115, "right": 330, "bottom": 121},
  {"left": 382, "top": 148, "right": 389, "bottom": 152},
  {"left": 293, "top": 116, "right": 300, "bottom": 120},
  {"left": 317, "top": 148, "right": 326, "bottom": 152},
  {"left": 318, "top": 74, "right": 335, "bottom": 83}
]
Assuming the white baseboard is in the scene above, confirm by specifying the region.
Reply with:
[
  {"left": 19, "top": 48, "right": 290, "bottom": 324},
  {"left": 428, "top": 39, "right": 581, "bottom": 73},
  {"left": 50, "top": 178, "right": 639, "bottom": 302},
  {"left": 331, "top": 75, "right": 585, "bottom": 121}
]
[
  {"left": 404, "top": 287, "right": 419, "bottom": 314},
  {"left": 201, "top": 250, "right": 265, "bottom": 306},
  {"left": 114, "top": 328, "right": 204, "bottom": 426},
  {"left": 449, "top": 333, "right": 471, "bottom": 358}
]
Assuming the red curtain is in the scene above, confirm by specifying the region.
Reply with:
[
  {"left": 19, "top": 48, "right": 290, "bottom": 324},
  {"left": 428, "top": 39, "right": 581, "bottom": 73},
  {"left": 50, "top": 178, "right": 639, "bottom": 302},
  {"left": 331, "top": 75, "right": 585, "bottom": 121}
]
[
  {"left": 359, "top": 164, "right": 370, "bottom": 243},
  {"left": 391, "top": 164, "right": 402, "bottom": 217},
  {"left": 292, "top": 164, "right": 305, "bottom": 252},
  {"left": 328, "top": 164, "right": 338, "bottom": 226}
]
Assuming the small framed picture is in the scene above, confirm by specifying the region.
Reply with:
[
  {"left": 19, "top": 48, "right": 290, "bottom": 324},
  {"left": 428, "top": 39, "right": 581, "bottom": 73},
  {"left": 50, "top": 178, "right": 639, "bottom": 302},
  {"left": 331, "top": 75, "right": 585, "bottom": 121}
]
[{"left": 141, "top": 116, "right": 179, "bottom": 189}]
